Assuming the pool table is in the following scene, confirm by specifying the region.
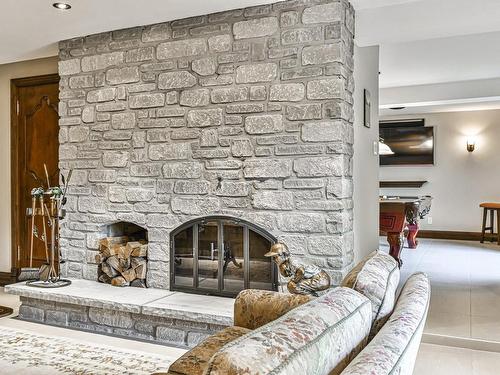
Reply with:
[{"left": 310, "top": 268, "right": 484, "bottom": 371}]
[{"left": 379, "top": 196, "right": 432, "bottom": 266}]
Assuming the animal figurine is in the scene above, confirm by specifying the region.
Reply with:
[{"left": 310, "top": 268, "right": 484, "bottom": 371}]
[{"left": 265, "top": 243, "right": 331, "bottom": 296}]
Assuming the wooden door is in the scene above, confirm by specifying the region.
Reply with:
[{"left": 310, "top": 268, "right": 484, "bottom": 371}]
[{"left": 11, "top": 74, "right": 60, "bottom": 273}]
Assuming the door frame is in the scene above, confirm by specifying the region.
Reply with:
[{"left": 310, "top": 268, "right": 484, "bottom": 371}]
[{"left": 10, "top": 73, "right": 60, "bottom": 278}]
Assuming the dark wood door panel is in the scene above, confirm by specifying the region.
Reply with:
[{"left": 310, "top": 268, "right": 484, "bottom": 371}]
[{"left": 11, "top": 74, "right": 60, "bottom": 272}]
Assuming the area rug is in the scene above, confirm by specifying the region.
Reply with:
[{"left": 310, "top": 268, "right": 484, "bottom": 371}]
[
  {"left": 0, "top": 326, "right": 173, "bottom": 374},
  {"left": 0, "top": 305, "right": 13, "bottom": 318}
]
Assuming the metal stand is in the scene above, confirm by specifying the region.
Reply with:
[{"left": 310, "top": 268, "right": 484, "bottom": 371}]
[
  {"left": 26, "top": 279, "right": 72, "bottom": 288},
  {"left": 26, "top": 168, "right": 72, "bottom": 289}
]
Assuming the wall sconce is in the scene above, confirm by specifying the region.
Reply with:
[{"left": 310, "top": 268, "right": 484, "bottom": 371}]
[{"left": 467, "top": 139, "right": 476, "bottom": 152}]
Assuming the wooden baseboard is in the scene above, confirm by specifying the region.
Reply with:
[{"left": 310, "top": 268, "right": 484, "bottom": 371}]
[
  {"left": 418, "top": 230, "right": 498, "bottom": 242},
  {"left": 0, "top": 270, "right": 16, "bottom": 286}
]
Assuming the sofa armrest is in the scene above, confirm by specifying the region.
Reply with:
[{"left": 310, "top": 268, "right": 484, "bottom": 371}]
[
  {"left": 340, "top": 273, "right": 430, "bottom": 375},
  {"left": 234, "top": 289, "right": 312, "bottom": 330}
]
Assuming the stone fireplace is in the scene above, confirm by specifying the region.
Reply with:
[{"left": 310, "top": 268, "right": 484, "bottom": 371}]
[{"left": 57, "top": 0, "right": 356, "bottom": 292}]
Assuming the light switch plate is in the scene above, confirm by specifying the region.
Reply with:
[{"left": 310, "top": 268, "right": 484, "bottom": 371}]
[{"left": 373, "top": 140, "right": 379, "bottom": 156}]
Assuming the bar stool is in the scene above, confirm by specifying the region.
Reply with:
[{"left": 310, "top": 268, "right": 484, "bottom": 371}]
[{"left": 480, "top": 202, "right": 500, "bottom": 245}]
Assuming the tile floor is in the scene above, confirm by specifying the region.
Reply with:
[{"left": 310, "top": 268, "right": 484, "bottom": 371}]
[
  {"left": 414, "top": 343, "right": 500, "bottom": 375},
  {"left": 381, "top": 237, "right": 500, "bottom": 374},
  {"left": 386, "top": 238, "right": 500, "bottom": 342}
]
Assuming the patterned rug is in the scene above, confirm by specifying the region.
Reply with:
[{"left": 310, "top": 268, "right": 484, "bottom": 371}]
[
  {"left": 0, "top": 326, "right": 173, "bottom": 374},
  {"left": 0, "top": 305, "right": 13, "bottom": 318}
]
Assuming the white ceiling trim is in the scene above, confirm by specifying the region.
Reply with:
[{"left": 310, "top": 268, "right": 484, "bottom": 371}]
[
  {"left": 380, "top": 77, "right": 500, "bottom": 106},
  {"left": 380, "top": 96, "right": 500, "bottom": 110},
  {"left": 380, "top": 77, "right": 500, "bottom": 115},
  {"left": 380, "top": 101, "right": 500, "bottom": 116}
]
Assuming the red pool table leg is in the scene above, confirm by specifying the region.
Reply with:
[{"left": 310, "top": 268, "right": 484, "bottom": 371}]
[
  {"left": 387, "top": 232, "right": 404, "bottom": 268},
  {"left": 407, "top": 223, "right": 419, "bottom": 249}
]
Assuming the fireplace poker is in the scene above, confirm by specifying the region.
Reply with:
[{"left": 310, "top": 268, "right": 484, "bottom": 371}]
[
  {"left": 18, "top": 188, "right": 44, "bottom": 281},
  {"left": 38, "top": 202, "right": 52, "bottom": 282}
]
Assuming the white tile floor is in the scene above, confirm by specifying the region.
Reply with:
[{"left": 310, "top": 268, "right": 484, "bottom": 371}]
[
  {"left": 381, "top": 237, "right": 500, "bottom": 374},
  {"left": 414, "top": 343, "right": 500, "bottom": 375},
  {"left": 386, "top": 238, "right": 500, "bottom": 342}
]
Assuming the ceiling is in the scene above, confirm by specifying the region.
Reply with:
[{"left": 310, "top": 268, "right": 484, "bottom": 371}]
[
  {"left": 3, "top": 0, "right": 500, "bottom": 115},
  {"left": 0, "top": 0, "right": 279, "bottom": 64},
  {"left": 355, "top": 0, "right": 500, "bottom": 46},
  {"left": 379, "top": 31, "right": 500, "bottom": 88},
  {"left": 353, "top": 0, "right": 500, "bottom": 114}
]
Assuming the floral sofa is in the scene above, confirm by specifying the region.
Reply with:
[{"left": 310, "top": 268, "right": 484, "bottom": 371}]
[{"left": 159, "top": 251, "right": 430, "bottom": 375}]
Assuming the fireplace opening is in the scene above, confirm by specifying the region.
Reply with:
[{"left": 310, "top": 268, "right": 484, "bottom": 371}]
[
  {"left": 171, "top": 216, "right": 277, "bottom": 297},
  {"left": 97, "top": 222, "right": 148, "bottom": 288}
]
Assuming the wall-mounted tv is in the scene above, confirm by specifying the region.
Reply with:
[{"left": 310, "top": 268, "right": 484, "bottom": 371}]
[{"left": 379, "top": 119, "right": 434, "bottom": 166}]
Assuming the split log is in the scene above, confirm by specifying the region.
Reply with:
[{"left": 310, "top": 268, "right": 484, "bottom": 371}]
[
  {"left": 111, "top": 276, "right": 129, "bottom": 287},
  {"left": 101, "top": 262, "right": 119, "bottom": 278},
  {"left": 132, "top": 244, "right": 148, "bottom": 257},
  {"left": 109, "top": 244, "right": 124, "bottom": 257},
  {"left": 135, "top": 264, "right": 147, "bottom": 279},
  {"left": 121, "top": 268, "right": 136, "bottom": 282},
  {"left": 130, "top": 279, "right": 147, "bottom": 288},
  {"left": 100, "top": 245, "right": 111, "bottom": 258},
  {"left": 126, "top": 241, "right": 142, "bottom": 254},
  {"left": 98, "top": 273, "right": 112, "bottom": 284},
  {"left": 99, "top": 236, "right": 129, "bottom": 248},
  {"left": 119, "top": 258, "right": 131, "bottom": 272},
  {"left": 106, "top": 256, "right": 121, "bottom": 272},
  {"left": 131, "top": 257, "right": 146, "bottom": 269},
  {"left": 117, "top": 244, "right": 133, "bottom": 260}
]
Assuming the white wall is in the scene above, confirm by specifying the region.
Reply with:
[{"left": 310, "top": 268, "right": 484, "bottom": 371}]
[
  {"left": 380, "top": 109, "right": 500, "bottom": 232},
  {"left": 0, "top": 57, "right": 58, "bottom": 273},
  {"left": 353, "top": 45, "right": 380, "bottom": 262}
]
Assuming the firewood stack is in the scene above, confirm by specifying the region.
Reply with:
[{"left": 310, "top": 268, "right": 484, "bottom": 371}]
[{"left": 97, "top": 236, "right": 148, "bottom": 288}]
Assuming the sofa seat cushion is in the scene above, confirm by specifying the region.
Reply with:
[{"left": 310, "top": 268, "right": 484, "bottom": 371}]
[
  {"left": 167, "top": 326, "right": 251, "bottom": 375},
  {"left": 205, "top": 287, "right": 372, "bottom": 375},
  {"left": 340, "top": 273, "right": 431, "bottom": 375},
  {"left": 341, "top": 251, "right": 400, "bottom": 337},
  {"left": 234, "top": 289, "right": 312, "bottom": 330}
]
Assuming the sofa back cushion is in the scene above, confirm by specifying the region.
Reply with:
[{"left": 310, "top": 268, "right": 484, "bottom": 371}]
[
  {"left": 341, "top": 251, "right": 400, "bottom": 337},
  {"left": 340, "top": 272, "right": 431, "bottom": 375},
  {"left": 205, "top": 287, "right": 372, "bottom": 375},
  {"left": 234, "top": 289, "right": 312, "bottom": 330}
]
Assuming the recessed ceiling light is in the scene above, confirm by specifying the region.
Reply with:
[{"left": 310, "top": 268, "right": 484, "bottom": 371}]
[{"left": 53, "top": 2, "right": 71, "bottom": 10}]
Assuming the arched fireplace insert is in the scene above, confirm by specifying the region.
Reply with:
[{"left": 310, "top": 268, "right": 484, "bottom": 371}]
[{"left": 170, "top": 216, "right": 278, "bottom": 297}]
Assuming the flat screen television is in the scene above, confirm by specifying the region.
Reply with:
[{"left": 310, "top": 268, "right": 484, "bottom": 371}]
[{"left": 379, "top": 121, "right": 434, "bottom": 166}]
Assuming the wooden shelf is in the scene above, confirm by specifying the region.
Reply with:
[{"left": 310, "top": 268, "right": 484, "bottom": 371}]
[{"left": 380, "top": 181, "right": 428, "bottom": 188}]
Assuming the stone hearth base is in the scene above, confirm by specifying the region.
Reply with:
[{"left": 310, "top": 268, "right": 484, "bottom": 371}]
[{"left": 6, "top": 280, "right": 233, "bottom": 348}]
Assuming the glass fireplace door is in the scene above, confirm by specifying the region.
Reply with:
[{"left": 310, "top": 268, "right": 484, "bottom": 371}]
[
  {"left": 171, "top": 217, "right": 276, "bottom": 297},
  {"left": 197, "top": 220, "right": 219, "bottom": 291},
  {"left": 222, "top": 222, "right": 244, "bottom": 293}
]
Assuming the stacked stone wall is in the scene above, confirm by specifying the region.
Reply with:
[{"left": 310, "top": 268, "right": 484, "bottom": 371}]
[{"left": 58, "top": 0, "right": 356, "bottom": 288}]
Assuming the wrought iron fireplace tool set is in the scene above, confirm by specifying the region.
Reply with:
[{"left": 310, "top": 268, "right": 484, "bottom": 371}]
[{"left": 18, "top": 165, "right": 72, "bottom": 288}]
